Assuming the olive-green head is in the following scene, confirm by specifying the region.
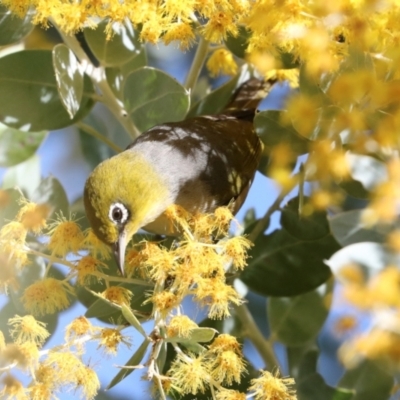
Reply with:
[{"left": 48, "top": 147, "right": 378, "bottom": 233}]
[{"left": 83, "top": 151, "right": 171, "bottom": 275}]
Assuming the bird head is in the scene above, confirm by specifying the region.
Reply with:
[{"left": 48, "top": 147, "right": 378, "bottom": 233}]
[{"left": 83, "top": 151, "right": 171, "bottom": 275}]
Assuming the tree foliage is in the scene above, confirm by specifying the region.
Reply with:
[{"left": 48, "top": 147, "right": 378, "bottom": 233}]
[{"left": 0, "top": 1, "right": 400, "bottom": 399}]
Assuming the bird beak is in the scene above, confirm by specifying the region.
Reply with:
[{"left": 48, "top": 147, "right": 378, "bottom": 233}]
[{"left": 113, "top": 231, "right": 128, "bottom": 276}]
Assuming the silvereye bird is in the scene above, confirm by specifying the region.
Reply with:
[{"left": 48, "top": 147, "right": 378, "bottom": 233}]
[{"left": 84, "top": 78, "right": 273, "bottom": 275}]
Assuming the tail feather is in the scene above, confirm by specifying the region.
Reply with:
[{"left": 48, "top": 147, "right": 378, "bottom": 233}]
[{"left": 223, "top": 78, "right": 277, "bottom": 120}]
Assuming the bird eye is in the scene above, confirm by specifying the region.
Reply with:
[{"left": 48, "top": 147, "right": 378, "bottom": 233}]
[{"left": 109, "top": 203, "right": 129, "bottom": 225}]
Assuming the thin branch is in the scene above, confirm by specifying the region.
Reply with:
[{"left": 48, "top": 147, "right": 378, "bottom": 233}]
[
  {"left": 234, "top": 303, "right": 279, "bottom": 369},
  {"left": 52, "top": 22, "right": 141, "bottom": 139},
  {"left": 77, "top": 122, "right": 123, "bottom": 153},
  {"left": 247, "top": 192, "right": 285, "bottom": 243},
  {"left": 184, "top": 36, "right": 210, "bottom": 91}
]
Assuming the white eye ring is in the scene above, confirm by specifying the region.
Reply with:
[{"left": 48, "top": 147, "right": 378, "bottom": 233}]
[{"left": 109, "top": 203, "right": 129, "bottom": 225}]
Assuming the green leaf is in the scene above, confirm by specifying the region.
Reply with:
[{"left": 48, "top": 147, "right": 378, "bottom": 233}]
[
  {"left": 106, "top": 45, "right": 147, "bottom": 99},
  {"left": 299, "top": 65, "right": 326, "bottom": 96},
  {"left": 84, "top": 296, "right": 118, "bottom": 319},
  {"left": 166, "top": 328, "right": 218, "bottom": 343},
  {"left": 84, "top": 20, "right": 142, "bottom": 67},
  {"left": 187, "top": 66, "right": 252, "bottom": 118},
  {"left": 254, "top": 110, "right": 310, "bottom": 155},
  {"left": 281, "top": 196, "right": 330, "bottom": 241},
  {"left": 52, "top": 44, "right": 84, "bottom": 119},
  {"left": 121, "top": 304, "right": 147, "bottom": 338},
  {"left": 297, "top": 349, "right": 354, "bottom": 400},
  {"left": 2, "top": 154, "right": 40, "bottom": 198},
  {"left": 225, "top": 26, "right": 250, "bottom": 58},
  {"left": 83, "top": 281, "right": 152, "bottom": 324},
  {"left": 123, "top": 67, "right": 190, "bottom": 132},
  {"left": 241, "top": 228, "right": 337, "bottom": 296},
  {"left": 339, "top": 360, "right": 393, "bottom": 400},
  {"left": 107, "top": 338, "right": 151, "bottom": 389},
  {"left": 32, "top": 176, "right": 69, "bottom": 218},
  {"left": 329, "top": 210, "right": 385, "bottom": 247},
  {"left": 339, "top": 179, "right": 369, "bottom": 199},
  {"left": 0, "top": 5, "right": 34, "bottom": 46},
  {"left": 0, "top": 123, "right": 47, "bottom": 167},
  {"left": 78, "top": 113, "right": 118, "bottom": 169},
  {"left": 0, "top": 188, "right": 21, "bottom": 227},
  {"left": 0, "top": 50, "right": 95, "bottom": 131},
  {"left": 199, "top": 315, "right": 243, "bottom": 337},
  {"left": 269, "top": 287, "right": 331, "bottom": 346}
]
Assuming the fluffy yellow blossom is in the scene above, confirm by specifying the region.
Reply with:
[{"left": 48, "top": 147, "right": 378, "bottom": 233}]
[
  {"left": 167, "top": 315, "right": 198, "bottom": 338},
  {"left": 0, "top": 221, "right": 28, "bottom": 265},
  {"left": 98, "top": 328, "right": 130, "bottom": 355},
  {"left": 102, "top": 286, "right": 132, "bottom": 306},
  {"left": 0, "top": 375, "right": 26, "bottom": 400},
  {"left": 149, "top": 291, "right": 181, "bottom": 317},
  {"left": 16, "top": 201, "right": 50, "bottom": 233},
  {"left": 249, "top": 370, "right": 296, "bottom": 400},
  {"left": 339, "top": 329, "right": 400, "bottom": 369},
  {"left": 223, "top": 236, "right": 252, "bottom": 270},
  {"left": 75, "top": 366, "right": 100, "bottom": 400},
  {"left": 34, "top": 363, "right": 59, "bottom": 387},
  {"left": 206, "top": 49, "right": 238, "bottom": 77},
  {"left": 2, "top": 342, "right": 40, "bottom": 370},
  {"left": 83, "top": 229, "right": 111, "bottom": 260},
  {"left": 216, "top": 389, "right": 246, "bottom": 400},
  {"left": 29, "top": 382, "right": 53, "bottom": 400},
  {"left": 163, "top": 22, "right": 196, "bottom": 50},
  {"left": 167, "top": 352, "right": 209, "bottom": 395},
  {"left": 44, "top": 351, "right": 88, "bottom": 387},
  {"left": 8, "top": 315, "right": 49, "bottom": 346},
  {"left": 208, "top": 349, "right": 246, "bottom": 385},
  {"left": 47, "top": 216, "right": 84, "bottom": 256},
  {"left": 202, "top": 12, "right": 238, "bottom": 43},
  {"left": 208, "top": 334, "right": 242, "bottom": 354},
  {"left": 65, "top": 316, "right": 93, "bottom": 341},
  {"left": 21, "top": 278, "right": 74, "bottom": 316},
  {"left": 74, "top": 255, "right": 105, "bottom": 285},
  {"left": 196, "top": 278, "right": 243, "bottom": 319}
]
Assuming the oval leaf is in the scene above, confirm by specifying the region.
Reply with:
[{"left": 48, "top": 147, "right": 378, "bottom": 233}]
[
  {"left": 106, "top": 47, "right": 147, "bottom": 99},
  {"left": 0, "top": 188, "right": 21, "bottom": 226},
  {"left": 269, "top": 288, "right": 331, "bottom": 346},
  {"left": 0, "top": 123, "right": 47, "bottom": 167},
  {"left": 123, "top": 67, "right": 190, "bottom": 132},
  {"left": 297, "top": 349, "right": 353, "bottom": 400},
  {"left": 329, "top": 210, "right": 385, "bottom": 247},
  {"left": 240, "top": 228, "right": 337, "bottom": 297},
  {"left": 107, "top": 338, "right": 150, "bottom": 389},
  {"left": 0, "top": 50, "right": 95, "bottom": 131},
  {"left": 84, "top": 20, "right": 142, "bottom": 67},
  {"left": 32, "top": 176, "right": 69, "bottom": 218},
  {"left": 281, "top": 196, "right": 330, "bottom": 241},
  {"left": 0, "top": 5, "right": 34, "bottom": 46},
  {"left": 339, "top": 360, "right": 393, "bottom": 400},
  {"left": 2, "top": 154, "right": 40, "bottom": 198},
  {"left": 121, "top": 304, "right": 147, "bottom": 338},
  {"left": 52, "top": 44, "right": 84, "bottom": 119},
  {"left": 166, "top": 328, "right": 218, "bottom": 343}
]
